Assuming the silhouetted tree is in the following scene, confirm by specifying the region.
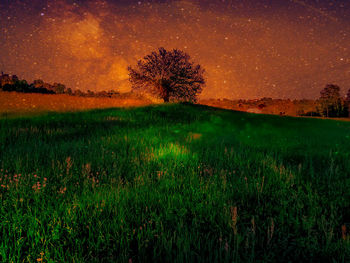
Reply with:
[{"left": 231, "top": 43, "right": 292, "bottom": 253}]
[
  {"left": 74, "top": 89, "right": 84, "bottom": 96},
  {"left": 14, "top": 80, "right": 29, "bottom": 92},
  {"left": 128, "top": 47, "right": 205, "bottom": 102},
  {"left": 346, "top": 89, "right": 350, "bottom": 102},
  {"left": 97, "top": 91, "right": 109, "bottom": 97},
  {"left": 12, "top": 75, "right": 19, "bottom": 82},
  {"left": 65, "top": 88, "right": 73, "bottom": 95},
  {"left": 318, "top": 84, "right": 345, "bottom": 117},
  {"left": 87, "top": 90, "right": 95, "bottom": 97},
  {"left": 2, "top": 84, "right": 15, "bottom": 92},
  {"left": 0, "top": 74, "right": 67, "bottom": 94},
  {"left": 0, "top": 74, "right": 13, "bottom": 86},
  {"left": 53, "top": 83, "right": 66, "bottom": 94},
  {"left": 33, "top": 79, "right": 44, "bottom": 88}
]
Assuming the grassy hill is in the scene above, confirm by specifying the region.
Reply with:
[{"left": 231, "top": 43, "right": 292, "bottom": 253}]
[{"left": 1, "top": 103, "right": 350, "bottom": 262}]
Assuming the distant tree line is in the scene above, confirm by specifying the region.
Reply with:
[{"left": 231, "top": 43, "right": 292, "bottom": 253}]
[
  {"left": 0, "top": 72, "right": 123, "bottom": 98},
  {"left": 1, "top": 71, "right": 349, "bottom": 118},
  {"left": 0, "top": 72, "right": 68, "bottom": 95}
]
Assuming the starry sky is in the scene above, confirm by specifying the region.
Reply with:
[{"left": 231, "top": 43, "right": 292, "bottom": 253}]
[{"left": 1, "top": 0, "right": 350, "bottom": 99}]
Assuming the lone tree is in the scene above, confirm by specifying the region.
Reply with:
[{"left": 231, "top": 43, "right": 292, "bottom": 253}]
[
  {"left": 128, "top": 47, "right": 205, "bottom": 102},
  {"left": 318, "top": 84, "right": 345, "bottom": 117}
]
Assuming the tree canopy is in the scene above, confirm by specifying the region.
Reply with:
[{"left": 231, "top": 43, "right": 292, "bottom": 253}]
[
  {"left": 346, "top": 88, "right": 350, "bottom": 104},
  {"left": 128, "top": 47, "right": 205, "bottom": 102},
  {"left": 318, "top": 84, "right": 345, "bottom": 117}
]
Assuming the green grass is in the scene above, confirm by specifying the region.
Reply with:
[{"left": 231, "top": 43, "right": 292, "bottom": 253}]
[{"left": 1, "top": 103, "right": 350, "bottom": 262}]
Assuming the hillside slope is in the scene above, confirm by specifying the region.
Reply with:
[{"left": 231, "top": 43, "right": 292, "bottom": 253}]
[{"left": 1, "top": 104, "right": 350, "bottom": 262}]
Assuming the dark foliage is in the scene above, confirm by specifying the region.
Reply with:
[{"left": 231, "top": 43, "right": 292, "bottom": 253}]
[
  {"left": 128, "top": 47, "right": 205, "bottom": 102},
  {"left": 0, "top": 74, "right": 68, "bottom": 95},
  {"left": 301, "top": 111, "right": 321, "bottom": 117},
  {"left": 317, "top": 84, "right": 348, "bottom": 117},
  {"left": 1, "top": 82, "right": 55, "bottom": 94},
  {"left": 52, "top": 83, "right": 66, "bottom": 94}
]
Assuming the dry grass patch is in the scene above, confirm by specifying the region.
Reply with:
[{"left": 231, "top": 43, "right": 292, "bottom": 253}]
[{"left": 0, "top": 91, "right": 152, "bottom": 115}]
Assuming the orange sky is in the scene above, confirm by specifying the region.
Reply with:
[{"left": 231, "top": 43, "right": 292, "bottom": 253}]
[{"left": 1, "top": 0, "right": 350, "bottom": 99}]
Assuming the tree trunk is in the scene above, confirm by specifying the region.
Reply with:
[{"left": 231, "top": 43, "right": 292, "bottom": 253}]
[{"left": 163, "top": 87, "right": 170, "bottom": 103}]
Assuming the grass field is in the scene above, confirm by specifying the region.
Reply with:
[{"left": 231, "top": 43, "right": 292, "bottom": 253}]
[{"left": 1, "top": 103, "right": 350, "bottom": 262}]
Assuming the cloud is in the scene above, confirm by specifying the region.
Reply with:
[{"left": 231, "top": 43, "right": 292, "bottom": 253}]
[{"left": 38, "top": 1, "right": 131, "bottom": 91}]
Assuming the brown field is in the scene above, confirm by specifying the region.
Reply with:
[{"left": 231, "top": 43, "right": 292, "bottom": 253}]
[
  {"left": 199, "top": 98, "right": 317, "bottom": 116},
  {"left": 200, "top": 98, "right": 350, "bottom": 121},
  {"left": 1, "top": 91, "right": 349, "bottom": 121},
  {"left": 0, "top": 91, "right": 152, "bottom": 116}
]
